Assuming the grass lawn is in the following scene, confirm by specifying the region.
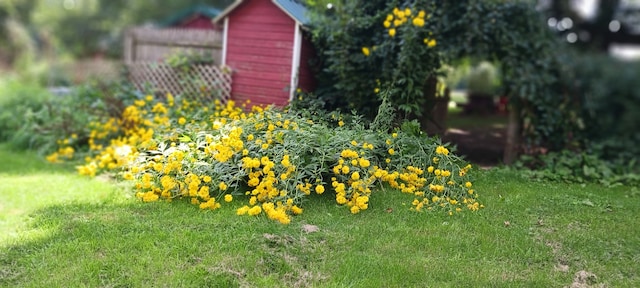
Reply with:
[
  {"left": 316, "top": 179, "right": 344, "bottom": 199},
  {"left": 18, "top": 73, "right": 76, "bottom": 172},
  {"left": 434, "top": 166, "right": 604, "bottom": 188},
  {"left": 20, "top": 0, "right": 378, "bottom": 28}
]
[{"left": 1, "top": 143, "right": 639, "bottom": 287}]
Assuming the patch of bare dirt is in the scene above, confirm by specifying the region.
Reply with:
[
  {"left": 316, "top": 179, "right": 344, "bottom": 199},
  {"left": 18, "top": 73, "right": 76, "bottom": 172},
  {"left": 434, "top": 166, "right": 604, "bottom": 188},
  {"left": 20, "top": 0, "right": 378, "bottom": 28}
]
[
  {"left": 443, "top": 126, "right": 506, "bottom": 167},
  {"left": 565, "top": 270, "right": 605, "bottom": 288}
]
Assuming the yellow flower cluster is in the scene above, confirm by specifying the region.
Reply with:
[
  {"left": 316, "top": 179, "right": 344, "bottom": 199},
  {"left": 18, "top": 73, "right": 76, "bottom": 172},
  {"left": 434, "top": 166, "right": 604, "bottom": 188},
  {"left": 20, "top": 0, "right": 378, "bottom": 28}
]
[
  {"left": 383, "top": 7, "right": 429, "bottom": 36},
  {"left": 48, "top": 91, "right": 482, "bottom": 223},
  {"left": 381, "top": 6, "right": 436, "bottom": 48},
  {"left": 46, "top": 145, "right": 74, "bottom": 163}
]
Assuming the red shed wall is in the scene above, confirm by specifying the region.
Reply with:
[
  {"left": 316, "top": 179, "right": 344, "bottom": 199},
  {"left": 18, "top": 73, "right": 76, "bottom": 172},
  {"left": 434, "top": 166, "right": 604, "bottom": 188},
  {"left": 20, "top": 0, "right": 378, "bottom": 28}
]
[{"left": 226, "top": 0, "right": 295, "bottom": 107}]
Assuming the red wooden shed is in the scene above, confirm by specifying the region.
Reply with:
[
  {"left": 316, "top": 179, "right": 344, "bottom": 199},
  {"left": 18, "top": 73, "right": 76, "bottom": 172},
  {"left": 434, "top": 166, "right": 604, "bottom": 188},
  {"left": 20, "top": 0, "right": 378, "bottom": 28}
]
[{"left": 214, "top": 0, "right": 316, "bottom": 107}]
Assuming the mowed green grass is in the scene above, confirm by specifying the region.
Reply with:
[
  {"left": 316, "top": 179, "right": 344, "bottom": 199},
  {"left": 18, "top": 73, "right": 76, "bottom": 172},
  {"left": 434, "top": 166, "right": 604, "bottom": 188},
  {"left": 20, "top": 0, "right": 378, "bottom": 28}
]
[{"left": 1, "top": 143, "right": 638, "bottom": 287}]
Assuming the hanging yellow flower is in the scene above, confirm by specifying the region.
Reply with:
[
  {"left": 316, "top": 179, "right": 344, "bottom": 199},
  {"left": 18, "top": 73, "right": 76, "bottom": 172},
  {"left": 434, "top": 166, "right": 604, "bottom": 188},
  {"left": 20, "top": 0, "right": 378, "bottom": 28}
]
[
  {"left": 412, "top": 17, "right": 424, "bottom": 27},
  {"left": 362, "top": 47, "right": 370, "bottom": 56}
]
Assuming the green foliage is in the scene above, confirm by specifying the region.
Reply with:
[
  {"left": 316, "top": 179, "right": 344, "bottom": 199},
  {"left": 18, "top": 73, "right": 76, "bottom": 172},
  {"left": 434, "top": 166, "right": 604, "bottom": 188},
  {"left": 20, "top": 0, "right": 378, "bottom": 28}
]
[
  {"left": 516, "top": 150, "right": 639, "bottom": 186},
  {"left": 2, "top": 0, "right": 233, "bottom": 59},
  {"left": 370, "top": 88, "right": 396, "bottom": 132},
  {"left": 308, "top": 0, "right": 442, "bottom": 121},
  {"left": 165, "top": 50, "right": 215, "bottom": 72},
  {"left": 517, "top": 52, "right": 640, "bottom": 180},
  {"left": 0, "top": 79, "right": 51, "bottom": 145},
  {"left": 467, "top": 61, "right": 499, "bottom": 96},
  {"left": 558, "top": 53, "right": 640, "bottom": 164},
  {"left": 1, "top": 79, "right": 143, "bottom": 154},
  {"left": 306, "top": 0, "right": 387, "bottom": 118}
]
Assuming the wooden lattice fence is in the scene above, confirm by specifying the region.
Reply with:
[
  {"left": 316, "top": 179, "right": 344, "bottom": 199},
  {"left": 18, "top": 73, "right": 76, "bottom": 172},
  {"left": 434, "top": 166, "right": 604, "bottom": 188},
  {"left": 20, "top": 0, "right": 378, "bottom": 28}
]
[
  {"left": 126, "top": 62, "right": 232, "bottom": 103},
  {"left": 124, "top": 27, "right": 230, "bottom": 102}
]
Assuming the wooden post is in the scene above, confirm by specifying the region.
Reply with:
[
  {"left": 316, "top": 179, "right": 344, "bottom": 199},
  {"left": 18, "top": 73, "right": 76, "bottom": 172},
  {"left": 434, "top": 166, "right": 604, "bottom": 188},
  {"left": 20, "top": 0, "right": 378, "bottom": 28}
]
[{"left": 503, "top": 102, "right": 520, "bottom": 164}]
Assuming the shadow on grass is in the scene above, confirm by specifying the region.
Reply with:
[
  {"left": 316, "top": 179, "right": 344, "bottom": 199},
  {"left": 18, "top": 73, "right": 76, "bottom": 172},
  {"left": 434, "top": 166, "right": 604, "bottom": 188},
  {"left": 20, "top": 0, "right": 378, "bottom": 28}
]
[
  {"left": 0, "top": 200, "right": 243, "bottom": 287},
  {"left": 0, "top": 198, "right": 332, "bottom": 287}
]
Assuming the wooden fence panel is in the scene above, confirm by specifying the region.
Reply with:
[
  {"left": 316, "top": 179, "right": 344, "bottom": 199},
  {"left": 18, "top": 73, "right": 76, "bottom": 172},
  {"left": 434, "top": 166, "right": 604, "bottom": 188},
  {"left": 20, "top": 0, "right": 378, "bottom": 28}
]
[{"left": 124, "top": 28, "right": 223, "bottom": 64}]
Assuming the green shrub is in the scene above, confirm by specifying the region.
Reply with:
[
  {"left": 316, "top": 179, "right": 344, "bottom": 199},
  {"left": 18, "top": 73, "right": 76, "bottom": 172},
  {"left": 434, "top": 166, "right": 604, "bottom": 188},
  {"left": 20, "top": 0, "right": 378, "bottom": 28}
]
[
  {"left": 0, "top": 79, "right": 51, "bottom": 146},
  {"left": 516, "top": 150, "right": 639, "bottom": 186},
  {"left": 47, "top": 93, "right": 482, "bottom": 223},
  {"left": 560, "top": 53, "right": 640, "bottom": 165},
  {"left": 3, "top": 79, "right": 144, "bottom": 155}
]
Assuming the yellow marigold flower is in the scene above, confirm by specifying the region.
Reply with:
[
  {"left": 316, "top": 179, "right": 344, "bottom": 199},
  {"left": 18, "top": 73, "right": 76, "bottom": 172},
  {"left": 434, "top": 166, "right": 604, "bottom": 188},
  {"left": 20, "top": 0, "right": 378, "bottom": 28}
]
[
  {"left": 465, "top": 182, "right": 473, "bottom": 188},
  {"left": 383, "top": 21, "right": 391, "bottom": 28},
  {"left": 358, "top": 158, "right": 370, "bottom": 168},
  {"left": 418, "top": 10, "right": 426, "bottom": 18},
  {"left": 468, "top": 189, "right": 474, "bottom": 195},
  {"left": 134, "top": 100, "right": 145, "bottom": 107},
  {"left": 219, "top": 181, "right": 228, "bottom": 191},
  {"left": 291, "top": 205, "right": 303, "bottom": 215},
  {"left": 178, "top": 117, "right": 187, "bottom": 125},
  {"left": 374, "top": 87, "right": 380, "bottom": 93},
  {"left": 122, "top": 172, "right": 134, "bottom": 181},
  {"left": 388, "top": 28, "right": 396, "bottom": 37},
  {"left": 351, "top": 172, "right": 360, "bottom": 180},
  {"left": 336, "top": 195, "right": 347, "bottom": 205},
  {"left": 142, "top": 192, "right": 159, "bottom": 202},
  {"left": 435, "top": 145, "right": 449, "bottom": 155},
  {"left": 350, "top": 205, "right": 361, "bottom": 214},
  {"left": 386, "top": 158, "right": 391, "bottom": 163},
  {"left": 362, "top": 47, "right": 370, "bottom": 56},
  {"left": 237, "top": 205, "right": 250, "bottom": 215},
  {"left": 315, "top": 184, "right": 325, "bottom": 194},
  {"left": 388, "top": 148, "right": 395, "bottom": 155},
  {"left": 248, "top": 205, "right": 262, "bottom": 216},
  {"left": 386, "top": 14, "right": 394, "bottom": 21},
  {"left": 46, "top": 153, "right": 59, "bottom": 163},
  {"left": 404, "top": 8, "right": 411, "bottom": 15},
  {"left": 338, "top": 120, "right": 344, "bottom": 127},
  {"left": 341, "top": 166, "right": 350, "bottom": 174},
  {"left": 224, "top": 194, "right": 233, "bottom": 202},
  {"left": 412, "top": 17, "right": 424, "bottom": 27},
  {"left": 427, "top": 39, "right": 437, "bottom": 48},
  {"left": 392, "top": 132, "right": 398, "bottom": 138}
]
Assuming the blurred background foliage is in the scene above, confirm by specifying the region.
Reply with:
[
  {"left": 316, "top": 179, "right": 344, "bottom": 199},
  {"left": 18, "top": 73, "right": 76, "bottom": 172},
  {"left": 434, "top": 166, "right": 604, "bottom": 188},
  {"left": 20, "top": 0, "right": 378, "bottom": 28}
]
[
  {"left": 0, "top": 0, "right": 233, "bottom": 66},
  {"left": 0, "top": 0, "right": 638, "bottom": 184}
]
